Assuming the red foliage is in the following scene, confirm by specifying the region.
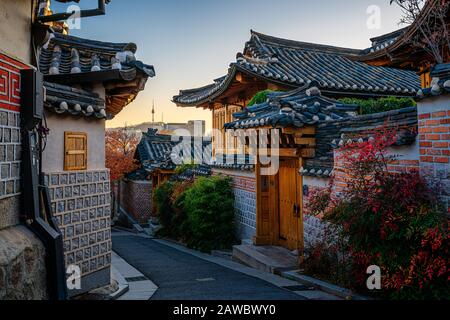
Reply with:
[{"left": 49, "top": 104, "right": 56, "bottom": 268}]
[
  {"left": 308, "top": 129, "right": 449, "bottom": 299},
  {"left": 105, "top": 128, "right": 140, "bottom": 181}
]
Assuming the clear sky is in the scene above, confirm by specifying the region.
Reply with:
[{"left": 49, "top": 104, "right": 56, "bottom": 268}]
[{"left": 52, "top": 0, "right": 405, "bottom": 131}]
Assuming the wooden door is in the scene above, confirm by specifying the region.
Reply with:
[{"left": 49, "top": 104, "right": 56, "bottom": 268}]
[{"left": 278, "top": 158, "right": 301, "bottom": 250}]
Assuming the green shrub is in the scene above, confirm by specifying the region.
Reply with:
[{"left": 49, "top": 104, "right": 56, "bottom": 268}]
[
  {"left": 248, "top": 90, "right": 276, "bottom": 106},
  {"left": 153, "top": 181, "right": 176, "bottom": 237},
  {"left": 183, "top": 176, "right": 236, "bottom": 252},
  {"left": 338, "top": 97, "right": 416, "bottom": 115}
]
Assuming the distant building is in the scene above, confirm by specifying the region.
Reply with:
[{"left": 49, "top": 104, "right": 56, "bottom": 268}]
[{"left": 112, "top": 120, "right": 206, "bottom": 137}]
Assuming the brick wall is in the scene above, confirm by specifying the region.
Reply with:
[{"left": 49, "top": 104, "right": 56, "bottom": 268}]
[
  {"left": 44, "top": 170, "right": 112, "bottom": 295},
  {"left": 119, "top": 179, "right": 153, "bottom": 224},
  {"left": 417, "top": 96, "right": 450, "bottom": 212}
]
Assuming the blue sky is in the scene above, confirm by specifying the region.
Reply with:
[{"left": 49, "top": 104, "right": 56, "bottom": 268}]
[{"left": 52, "top": 0, "right": 405, "bottom": 130}]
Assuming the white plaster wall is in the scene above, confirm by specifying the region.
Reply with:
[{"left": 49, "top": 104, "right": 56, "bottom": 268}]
[
  {"left": 387, "top": 139, "right": 420, "bottom": 162},
  {"left": 0, "top": 0, "right": 32, "bottom": 64},
  {"left": 42, "top": 113, "right": 106, "bottom": 172},
  {"left": 303, "top": 176, "right": 330, "bottom": 188},
  {"left": 417, "top": 95, "right": 449, "bottom": 115}
]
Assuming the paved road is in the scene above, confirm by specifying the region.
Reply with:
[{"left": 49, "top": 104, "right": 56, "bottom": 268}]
[{"left": 112, "top": 234, "right": 304, "bottom": 300}]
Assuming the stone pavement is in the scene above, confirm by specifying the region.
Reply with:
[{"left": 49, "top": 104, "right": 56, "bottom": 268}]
[{"left": 112, "top": 230, "right": 341, "bottom": 300}]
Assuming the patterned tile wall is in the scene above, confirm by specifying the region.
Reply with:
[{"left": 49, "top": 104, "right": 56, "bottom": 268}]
[
  {"left": 43, "top": 170, "right": 112, "bottom": 277},
  {"left": 232, "top": 176, "right": 257, "bottom": 236},
  {"left": 0, "top": 110, "right": 21, "bottom": 200}
]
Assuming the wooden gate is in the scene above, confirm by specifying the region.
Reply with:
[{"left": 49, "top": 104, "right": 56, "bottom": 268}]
[{"left": 255, "top": 157, "right": 304, "bottom": 252}]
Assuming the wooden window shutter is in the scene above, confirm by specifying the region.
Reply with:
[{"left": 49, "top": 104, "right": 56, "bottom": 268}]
[{"left": 64, "top": 132, "right": 88, "bottom": 171}]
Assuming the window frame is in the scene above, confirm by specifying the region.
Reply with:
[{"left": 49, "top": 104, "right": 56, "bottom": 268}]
[{"left": 64, "top": 132, "right": 88, "bottom": 171}]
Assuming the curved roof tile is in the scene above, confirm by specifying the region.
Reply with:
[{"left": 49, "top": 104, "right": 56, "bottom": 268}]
[{"left": 174, "top": 31, "right": 421, "bottom": 107}]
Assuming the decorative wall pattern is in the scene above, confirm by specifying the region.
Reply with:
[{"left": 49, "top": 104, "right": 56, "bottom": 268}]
[
  {"left": 44, "top": 170, "right": 112, "bottom": 277},
  {"left": 0, "top": 53, "right": 27, "bottom": 112},
  {"left": 0, "top": 110, "right": 21, "bottom": 201},
  {"left": 0, "top": 53, "right": 25, "bottom": 229},
  {"left": 232, "top": 176, "right": 257, "bottom": 240}
]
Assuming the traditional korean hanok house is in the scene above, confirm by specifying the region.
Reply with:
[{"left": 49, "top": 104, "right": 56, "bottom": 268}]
[
  {"left": 128, "top": 129, "right": 176, "bottom": 220},
  {"left": 173, "top": 30, "right": 421, "bottom": 251},
  {"left": 37, "top": 25, "right": 154, "bottom": 296},
  {"left": 222, "top": 85, "right": 420, "bottom": 258},
  {"left": 354, "top": 0, "right": 450, "bottom": 89}
]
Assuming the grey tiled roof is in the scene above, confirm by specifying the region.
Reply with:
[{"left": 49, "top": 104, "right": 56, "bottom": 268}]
[
  {"left": 174, "top": 165, "right": 212, "bottom": 182},
  {"left": 363, "top": 27, "right": 408, "bottom": 54},
  {"left": 224, "top": 85, "right": 359, "bottom": 130},
  {"left": 39, "top": 32, "right": 155, "bottom": 80},
  {"left": 136, "top": 129, "right": 177, "bottom": 172},
  {"left": 302, "top": 106, "right": 418, "bottom": 177},
  {"left": 174, "top": 31, "right": 421, "bottom": 106},
  {"left": 135, "top": 129, "right": 213, "bottom": 173},
  {"left": 44, "top": 81, "right": 106, "bottom": 119}
]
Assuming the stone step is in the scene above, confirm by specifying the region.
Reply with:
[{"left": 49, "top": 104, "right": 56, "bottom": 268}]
[
  {"left": 232, "top": 245, "right": 299, "bottom": 275},
  {"left": 211, "top": 249, "right": 233, "bottom": 260}
]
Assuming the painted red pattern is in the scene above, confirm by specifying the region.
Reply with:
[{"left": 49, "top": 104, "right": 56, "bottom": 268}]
[{"left": 0, "top": 52, "right": 30, "bottom": 112}]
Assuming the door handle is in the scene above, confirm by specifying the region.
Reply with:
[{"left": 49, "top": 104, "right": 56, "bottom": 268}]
[{"left": 293, "top": 203, "right": 301, "bottom": 218}]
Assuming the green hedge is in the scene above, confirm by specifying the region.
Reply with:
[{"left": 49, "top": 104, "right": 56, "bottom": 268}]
[
  {"left": 338, "top": 97, "right": 416, "bottom": 115},
  {"left": 154, "top": 176, "right": 236, "bottom": 253}
]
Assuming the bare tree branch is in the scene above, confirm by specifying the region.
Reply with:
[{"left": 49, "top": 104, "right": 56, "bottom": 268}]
[{"left": 391, "top": 0, "right": 449, "bottom": 64}]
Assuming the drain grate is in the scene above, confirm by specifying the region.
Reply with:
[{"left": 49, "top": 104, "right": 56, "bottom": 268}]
[
  {"left": 125, "top": 276, "right": 148, "bottom": 282},
  {"left": 282, "top": 285, "right": 316, "bottom": 292}
]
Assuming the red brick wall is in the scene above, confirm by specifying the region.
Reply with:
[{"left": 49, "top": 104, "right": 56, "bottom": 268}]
[
  {"left": 418, "top": 111, "right": 450, "bottom": 165},
  {"left": 119, "top": 179, "right": 153, "bottom": 224},
  {"left": 417, "top": 97, "right": 450, "bottom": 213}
]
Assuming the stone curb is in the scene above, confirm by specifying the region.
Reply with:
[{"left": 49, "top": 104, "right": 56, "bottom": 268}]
[
  {"left": 281, "top": 270, "right": 371, "bottom": 300},
  {"left": 109, "top": 265, "right": 130, "bottom": 300}
]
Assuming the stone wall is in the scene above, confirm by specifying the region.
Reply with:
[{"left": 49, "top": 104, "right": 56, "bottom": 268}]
[
  {"left": 119, "top": 179, "right": 152, "bottom": 224},
  {"left": 44, "top": 169, "right": 112, "bottom": 296},
  {"left": 212, "top": 169, "right": 257, "bottom": 241},
  {"left": 0, "top": 109, "right": 21, "bottom": 229},
  {"left": 0, "top": 226, "right": 47, "bottom": 300},
  {"left": 302, "top": 177, "right": 329, "bottom": 247}
]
